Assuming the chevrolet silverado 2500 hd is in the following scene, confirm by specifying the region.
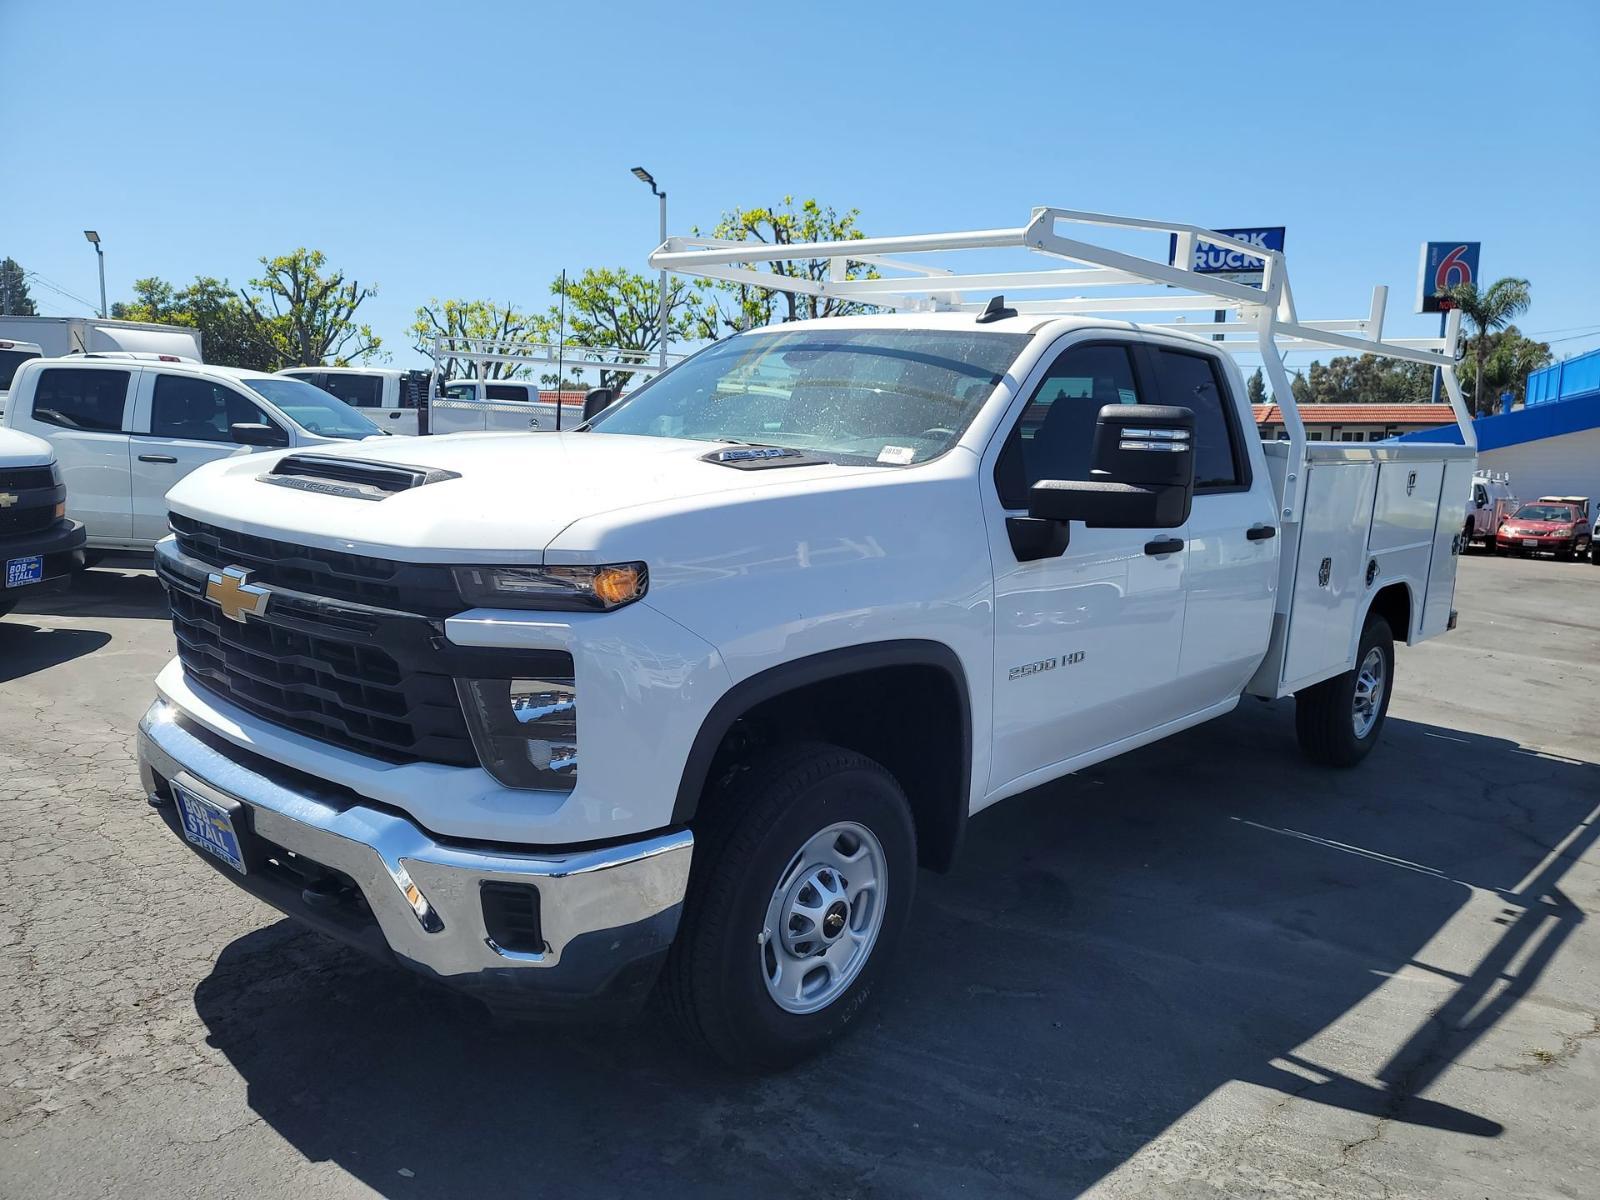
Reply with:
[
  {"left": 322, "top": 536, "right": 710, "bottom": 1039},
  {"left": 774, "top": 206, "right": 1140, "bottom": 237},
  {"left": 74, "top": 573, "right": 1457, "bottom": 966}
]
[{"left": 136, "top": 210, "right": 1477, "bottom": 1068}]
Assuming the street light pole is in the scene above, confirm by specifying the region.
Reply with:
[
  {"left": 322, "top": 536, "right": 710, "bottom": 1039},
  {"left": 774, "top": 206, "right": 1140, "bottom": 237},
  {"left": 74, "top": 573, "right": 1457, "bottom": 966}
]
[
  {"left": 631, "top": 167, "right": 668, "bottom": 368},
  {"left": 83, "top": 230, "right": 107, "bottom": 318}
]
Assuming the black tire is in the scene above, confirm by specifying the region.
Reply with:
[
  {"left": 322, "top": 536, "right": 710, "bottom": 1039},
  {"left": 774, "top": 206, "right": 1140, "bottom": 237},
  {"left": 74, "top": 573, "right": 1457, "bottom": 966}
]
[
  {"left": 0, "top": 600, "right": 13, "bottom": 620},
  {"left": 661, "top": 742, "right": 917, "bottom": 1071},
  {"left": 1294, "top": 613, "right": 1395, "bottom": 768},
  {"left": 1461, "top": 519, "right": 1476, "bottom": 554},
  {"left": 81, "top": 551, "right": 105, "bottom": 570}
]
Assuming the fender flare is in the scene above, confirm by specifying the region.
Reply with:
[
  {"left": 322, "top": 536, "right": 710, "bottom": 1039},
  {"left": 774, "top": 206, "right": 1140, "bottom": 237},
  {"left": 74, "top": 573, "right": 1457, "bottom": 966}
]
[{"left": 671, "top": 640, "right": 974, "bottom": 843}]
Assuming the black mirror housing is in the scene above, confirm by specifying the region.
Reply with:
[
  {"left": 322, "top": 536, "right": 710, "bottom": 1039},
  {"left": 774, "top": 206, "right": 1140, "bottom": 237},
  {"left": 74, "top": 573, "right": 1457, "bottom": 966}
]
[
  {"left": 230, "top": 422, "right": 289, "bottom": 448},
  {"left": 1025, "top": 403, "right": 1195, "bottom": 530},
  {"left": 582, "top": 388, "right": 617, "bottom": 423}
]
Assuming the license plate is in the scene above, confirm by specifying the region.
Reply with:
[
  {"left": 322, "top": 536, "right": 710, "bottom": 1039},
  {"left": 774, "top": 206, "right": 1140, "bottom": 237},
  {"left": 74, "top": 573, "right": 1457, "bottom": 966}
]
[
  {"left": 172, "top": 783, "right": 247, "bottom": 874},
  {"left": 1522, "top": 539, "right": 1539, "bottom": 548},
  {"left": 4, "top": 555, "right": 43, "bottom": 588}
]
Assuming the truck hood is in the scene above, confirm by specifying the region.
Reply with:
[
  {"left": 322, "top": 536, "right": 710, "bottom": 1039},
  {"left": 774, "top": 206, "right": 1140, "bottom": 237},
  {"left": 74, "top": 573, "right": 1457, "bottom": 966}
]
[
  {"left": 0, "top": 426, "right": 55, "bottom": 466},
  {"left": 164, "top": 431, "right": 878, "bottom": 562}
]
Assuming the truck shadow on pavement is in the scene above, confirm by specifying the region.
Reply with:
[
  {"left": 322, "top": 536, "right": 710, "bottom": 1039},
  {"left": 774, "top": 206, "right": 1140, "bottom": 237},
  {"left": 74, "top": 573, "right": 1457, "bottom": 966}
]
[
  {"left": 11, "top": 562, "right": 167, "bottom": 623},
  {"left": 191, "top": 701, "right": 1597, "bottom": 1198},
  {"left": 0, "top": 623, "right": 112, "bottom": 683}
]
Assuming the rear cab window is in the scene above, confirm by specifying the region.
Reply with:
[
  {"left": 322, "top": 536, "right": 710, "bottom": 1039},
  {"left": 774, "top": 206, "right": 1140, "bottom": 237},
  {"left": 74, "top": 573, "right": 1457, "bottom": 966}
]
[
  {"left": 0, "top": 348, "right": 42, "bottom": 390},
  {"left": 30, "top": 367, "right": 132, "bottom": 431},
  {"left": 318, "top": 373, "right": 384, "bottom": 408},
  {"left": 486, "top": 384, "right": 531, "bottom": 403},
  {"left": 1148, "top": 346, "right": 1249, "bottom": 492}
]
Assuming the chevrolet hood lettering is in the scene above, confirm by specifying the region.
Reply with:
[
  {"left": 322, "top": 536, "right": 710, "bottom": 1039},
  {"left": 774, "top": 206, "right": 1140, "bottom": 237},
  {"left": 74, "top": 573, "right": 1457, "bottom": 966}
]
[{"left": 206, "top": 566, "right": 271, "bottom": 623}]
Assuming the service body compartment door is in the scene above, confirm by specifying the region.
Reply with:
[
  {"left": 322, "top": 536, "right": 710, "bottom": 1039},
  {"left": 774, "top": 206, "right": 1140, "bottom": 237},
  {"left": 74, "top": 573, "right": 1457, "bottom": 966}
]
[
  {"left": 1419, "top": 456, "right": 1477, "bottom": 638},
  {"left": 1281, "top": 460, "right": 1379, "bottom": 690}
]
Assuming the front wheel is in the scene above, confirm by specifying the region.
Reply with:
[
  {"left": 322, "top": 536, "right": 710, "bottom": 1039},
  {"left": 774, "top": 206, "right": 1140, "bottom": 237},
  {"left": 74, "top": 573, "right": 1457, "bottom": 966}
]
[
  {"left": 661, "top": 743, "right": 916, "bottom": 1070},
  {"left": 1294, "top": 613, "right": 1395, "bottom": 767}
]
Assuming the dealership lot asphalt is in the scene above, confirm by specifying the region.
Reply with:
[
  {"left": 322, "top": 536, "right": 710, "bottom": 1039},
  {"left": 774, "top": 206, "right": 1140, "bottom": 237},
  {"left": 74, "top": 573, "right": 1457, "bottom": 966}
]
[{"left": 1, "top": 554, "right": 1596, "bottom": 1200}]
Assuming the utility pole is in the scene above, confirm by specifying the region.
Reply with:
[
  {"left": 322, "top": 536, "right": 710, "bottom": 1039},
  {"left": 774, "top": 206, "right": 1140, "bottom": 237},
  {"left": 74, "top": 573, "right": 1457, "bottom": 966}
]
[{"left": 631, "top": 167, "right": 668, "bottom": 368}]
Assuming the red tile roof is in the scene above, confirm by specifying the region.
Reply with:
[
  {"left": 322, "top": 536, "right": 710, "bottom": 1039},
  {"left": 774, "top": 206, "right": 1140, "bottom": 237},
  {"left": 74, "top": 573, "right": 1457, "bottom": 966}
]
[{"left": 1252, "top": 404, "right": 1456, "bottom": 425}]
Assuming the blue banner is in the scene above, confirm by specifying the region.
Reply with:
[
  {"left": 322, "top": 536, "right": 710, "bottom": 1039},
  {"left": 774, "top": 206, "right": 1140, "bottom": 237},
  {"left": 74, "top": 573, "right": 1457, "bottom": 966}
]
[{"left": 1168, "top": 227, "right": 1286, "bottom": 276}]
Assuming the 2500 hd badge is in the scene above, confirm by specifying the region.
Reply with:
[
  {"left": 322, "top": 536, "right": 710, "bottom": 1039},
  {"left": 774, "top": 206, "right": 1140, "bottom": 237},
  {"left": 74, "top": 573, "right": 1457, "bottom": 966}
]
[{"left": 1009, "top": 651, "right": 1086, "bottom": 680}]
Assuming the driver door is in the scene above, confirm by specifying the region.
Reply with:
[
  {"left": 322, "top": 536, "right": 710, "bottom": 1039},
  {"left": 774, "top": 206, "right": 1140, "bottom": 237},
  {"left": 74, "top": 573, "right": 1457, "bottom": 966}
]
[
  {"left": 981, "top": 338, "right": 1190, "bottom": 798},
  {"left": 129, "top": 370, "right": 285, "bottom": 544}
]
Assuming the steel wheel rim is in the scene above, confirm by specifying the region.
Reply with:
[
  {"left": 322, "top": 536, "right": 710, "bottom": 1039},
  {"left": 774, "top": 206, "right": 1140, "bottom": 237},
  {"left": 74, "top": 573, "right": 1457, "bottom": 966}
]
[
  {"left": 1352, "top": 646, "right": 1386, "bottom": 739},
  {"left": 760, "top": 820, "right": 887, "bottom": 1015}
]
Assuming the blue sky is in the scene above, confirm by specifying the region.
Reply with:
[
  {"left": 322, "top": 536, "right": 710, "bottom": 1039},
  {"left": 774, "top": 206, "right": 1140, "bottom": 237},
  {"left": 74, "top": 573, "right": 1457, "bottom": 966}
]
[{"left": 4, "top": 0, "right": 1596, "bottom": 369}]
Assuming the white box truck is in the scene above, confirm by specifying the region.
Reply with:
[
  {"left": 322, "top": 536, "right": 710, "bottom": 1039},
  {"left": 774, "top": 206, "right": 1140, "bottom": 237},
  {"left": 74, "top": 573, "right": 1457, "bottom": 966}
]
[{"left": 0, "top": 315, "right": 202, "bottom": 362}]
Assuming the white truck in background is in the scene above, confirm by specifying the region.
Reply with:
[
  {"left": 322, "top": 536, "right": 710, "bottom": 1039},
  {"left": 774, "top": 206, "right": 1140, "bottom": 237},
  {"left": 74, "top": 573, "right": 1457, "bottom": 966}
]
[
  {"left": 3, "top": 355, "right": 387, "bottom": 552},
  {"left": 276, "top": 367, "right": 431, "bottom": 436},
  {"left": 135, "top": 209, "right": 1476, "bottom": 1069},
  {"left": 0, "top": 315, "right": 202, "bottom": 363}
]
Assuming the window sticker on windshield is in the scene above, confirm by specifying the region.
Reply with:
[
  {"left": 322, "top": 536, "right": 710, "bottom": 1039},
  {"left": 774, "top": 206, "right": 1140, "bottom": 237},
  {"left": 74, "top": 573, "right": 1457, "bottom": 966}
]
[{"left": 877, "top": 445, "right": 916, "bottom": 465}]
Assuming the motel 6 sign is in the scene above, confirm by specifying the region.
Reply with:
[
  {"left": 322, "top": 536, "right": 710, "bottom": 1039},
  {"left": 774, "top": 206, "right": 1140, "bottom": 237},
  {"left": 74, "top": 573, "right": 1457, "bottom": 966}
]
[{"left": 1417, "top": 241, "right": 1480, "bottom": 314}]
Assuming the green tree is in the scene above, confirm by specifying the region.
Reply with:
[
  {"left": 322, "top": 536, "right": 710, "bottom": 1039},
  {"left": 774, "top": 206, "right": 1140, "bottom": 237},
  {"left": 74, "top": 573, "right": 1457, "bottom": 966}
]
[
  {"left": 0, "top": 257, "right": 36, "bottom": 315},
  {"left": 112, "top": 276, "right": 285, "bottom": 370},
  {"left": 691, "top": 197, "right": 877, "bottom": 336},
  {"left": 245, "top": 248, "right": 382, "bottom": 367},
  {"left": 1246, "top": 367, "right": 1267, "bottom": 406},
  {"left": 1298, "top": 353, "right": 1434, "bottom": 406},
  {"left": 544, "top": 268, "right": 703, "bottom": 392},
  {"left": 411, "top": 298, "right": 554, "bottom": 381},
  {"left": 1438, "top": 277, "right": 1532, "bottom": 415},
  {"left": 1456, "top": 325, "right": 1551, "bottom": 412}
]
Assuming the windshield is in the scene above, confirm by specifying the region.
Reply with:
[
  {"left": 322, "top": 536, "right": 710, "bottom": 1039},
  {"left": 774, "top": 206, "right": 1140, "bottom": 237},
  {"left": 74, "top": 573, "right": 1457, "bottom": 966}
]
[
  {"left": 1512, "top": 505, "right": 1574, "bottom": 522},
  {"left": 245, "top": 378, "right": 383, "bottom": 439},
  {"left": 0, "top": 349, "right": 42, "bottom": 390},
  {"left": 588, "top": 328, "right": 1031, "bottom": 464}
]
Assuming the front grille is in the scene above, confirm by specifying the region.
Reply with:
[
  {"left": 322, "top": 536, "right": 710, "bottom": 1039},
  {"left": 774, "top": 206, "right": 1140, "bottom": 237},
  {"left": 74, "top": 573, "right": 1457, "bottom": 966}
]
[
  {"left": 0, "top": 504, "right": 55, "bottom": 536},
  {"left": 169, "top": 587, "right": 478, "bottom": 766},
  {"left": 169, "top": 514, "right": 462, "bottom": 615},
  {"left": 0, "top": 466, "right": 53, "bottom": 490}
]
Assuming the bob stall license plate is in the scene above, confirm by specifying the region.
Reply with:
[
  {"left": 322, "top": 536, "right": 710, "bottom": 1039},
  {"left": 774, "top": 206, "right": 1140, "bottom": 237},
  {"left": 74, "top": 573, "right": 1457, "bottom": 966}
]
[
  {"left": 5, "top": 555, "right": 43, "bottom": 588},
  {"left": 1522, "top": 539, "right": 1539, "bottom": 548},
  {"left": 172, "top": 783, "right": 247, "bottom": 874}
]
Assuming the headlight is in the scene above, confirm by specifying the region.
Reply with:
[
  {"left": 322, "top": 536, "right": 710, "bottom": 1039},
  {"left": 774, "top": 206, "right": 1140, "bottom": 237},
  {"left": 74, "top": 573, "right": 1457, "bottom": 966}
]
[
  {"left": 458, "top": 674, "right": 577, "bottom": 790},
  {"left": 454, "top": 562, "right": 648, "bottom": 611}
]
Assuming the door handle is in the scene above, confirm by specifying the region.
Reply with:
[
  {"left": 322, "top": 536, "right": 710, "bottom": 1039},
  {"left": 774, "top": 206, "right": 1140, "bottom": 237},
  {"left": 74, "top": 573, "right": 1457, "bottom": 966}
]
[
  {"left": 1246, "top": 524, "right": 1277, "bottom": 541},
  {"left": 1144, "top": 537, "right": 1185, "bottom": 556},
  {"left": 137, "top": 454, "right": 178, "bottom": 464}
]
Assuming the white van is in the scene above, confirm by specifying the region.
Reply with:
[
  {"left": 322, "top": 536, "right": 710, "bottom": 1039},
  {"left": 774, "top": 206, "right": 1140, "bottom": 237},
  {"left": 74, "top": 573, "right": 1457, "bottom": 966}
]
[
  {"left": 276, "top": 367, "right": 428, "bottom": 436},
  {"left": 3, "top": 356, "right": 386, "bottom": 551}
]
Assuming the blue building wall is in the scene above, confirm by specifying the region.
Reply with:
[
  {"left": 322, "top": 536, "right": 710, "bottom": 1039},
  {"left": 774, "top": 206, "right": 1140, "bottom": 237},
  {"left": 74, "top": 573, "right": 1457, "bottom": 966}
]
[{"left": 1525, "top": 346, "right": 1600, "bottom": 408}]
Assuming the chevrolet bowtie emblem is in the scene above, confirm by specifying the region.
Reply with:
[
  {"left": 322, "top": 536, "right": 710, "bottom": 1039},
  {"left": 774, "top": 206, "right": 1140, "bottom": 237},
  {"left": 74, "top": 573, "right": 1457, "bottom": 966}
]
[
  {"left": 0, "top": 493, "right": 18, "bottom": 508},
  {"left": 205, "top": 566, "right": 271, "bottom": 623}
]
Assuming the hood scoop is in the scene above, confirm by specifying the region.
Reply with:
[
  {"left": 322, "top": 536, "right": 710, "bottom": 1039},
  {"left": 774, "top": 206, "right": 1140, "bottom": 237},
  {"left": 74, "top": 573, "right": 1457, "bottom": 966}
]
[
  {"left": 700, "top": 445, "right": 826, "bottom": 470},
  {"left": 261, "top": 453, "right": 461, "bottom": 501}
]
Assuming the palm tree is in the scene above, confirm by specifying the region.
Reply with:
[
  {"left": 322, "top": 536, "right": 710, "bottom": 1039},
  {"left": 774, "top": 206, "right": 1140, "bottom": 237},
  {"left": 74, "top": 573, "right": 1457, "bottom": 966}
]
[{"left": 1439, "top": 278, "right": 1532, "bottom": 415}]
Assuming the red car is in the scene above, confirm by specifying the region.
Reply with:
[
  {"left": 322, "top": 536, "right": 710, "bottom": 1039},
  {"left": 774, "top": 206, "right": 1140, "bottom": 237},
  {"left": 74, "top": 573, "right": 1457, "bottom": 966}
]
[{"left": 1495, "top": 498, "right": 1593, "bottom": 561}]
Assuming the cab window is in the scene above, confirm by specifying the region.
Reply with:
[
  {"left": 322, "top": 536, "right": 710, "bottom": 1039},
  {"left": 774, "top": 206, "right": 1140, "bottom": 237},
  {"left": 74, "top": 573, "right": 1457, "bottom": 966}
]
[
  {"left": 486, "top": 383, "right": 530, "bottom": 403},
  {"left": 994, "top": 343, "right": 1141, "bottom": 509},
  {"left": 31, "top": 367, "right": 131, "bottom": 432},
  {"left": 150, "top": 375, "right": 277, "bottom": 442},
  {"left": 319, "top": 374, "right": 383, "bottom": 408}
]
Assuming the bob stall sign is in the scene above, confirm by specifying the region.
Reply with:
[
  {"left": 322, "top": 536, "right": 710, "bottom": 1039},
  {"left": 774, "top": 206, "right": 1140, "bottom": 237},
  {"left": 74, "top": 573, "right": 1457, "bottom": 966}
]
[{"left": 1168, "top": 226, "right": 1286, "bottom": 284}]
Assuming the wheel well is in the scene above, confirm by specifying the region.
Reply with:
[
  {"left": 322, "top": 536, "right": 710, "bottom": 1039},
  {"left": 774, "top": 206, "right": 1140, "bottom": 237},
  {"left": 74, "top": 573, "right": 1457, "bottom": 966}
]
[
  {"left": 1368, "top": 582, "right": 1412, "bottom": 642},
  {"left": 677, "top": 648, "right": 970, "bottom": 873}
]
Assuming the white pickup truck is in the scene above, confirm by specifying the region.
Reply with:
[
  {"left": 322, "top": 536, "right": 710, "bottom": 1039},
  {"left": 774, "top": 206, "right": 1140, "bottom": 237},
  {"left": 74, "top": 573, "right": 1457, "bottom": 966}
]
[
  {"left": 134, "top": 210, "right": 1476, "bottom": 1068},
  {"left": 4, "top": 355, "right": 387, "bottom": 552}
]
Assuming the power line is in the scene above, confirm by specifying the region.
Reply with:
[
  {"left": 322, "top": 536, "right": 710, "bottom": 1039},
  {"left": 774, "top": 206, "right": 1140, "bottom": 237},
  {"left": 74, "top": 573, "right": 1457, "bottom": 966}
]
[{"left": 23, "top": 271, "right": 100, "bottom": 313}]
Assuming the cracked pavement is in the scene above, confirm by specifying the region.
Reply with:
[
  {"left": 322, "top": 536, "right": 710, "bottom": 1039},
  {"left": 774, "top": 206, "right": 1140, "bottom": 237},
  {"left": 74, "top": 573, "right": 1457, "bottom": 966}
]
[{"left": 1, "top": 554, "right": 1596, "bottom": 1199}]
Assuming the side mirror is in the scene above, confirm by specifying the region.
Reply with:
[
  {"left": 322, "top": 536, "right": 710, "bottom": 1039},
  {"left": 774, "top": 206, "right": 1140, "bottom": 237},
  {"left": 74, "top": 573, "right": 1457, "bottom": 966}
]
[
  {"left": 1027, "top": 404, "right": 1195, "bottom": 529},
  {"left": 230, "top": 421, "right": 289, "bottom": 448},
  {"left": 582, "top": 388, "right": 617, "bottom": 423}
]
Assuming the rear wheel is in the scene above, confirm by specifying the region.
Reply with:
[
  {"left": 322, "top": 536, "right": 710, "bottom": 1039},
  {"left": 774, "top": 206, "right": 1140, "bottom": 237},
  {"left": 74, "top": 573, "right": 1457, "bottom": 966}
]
[
  {"left": 1295, "top": 613, "right": 1395, "bottom": 767},
  {"left": 661, "top": 742, "right": 916, "bottom": 1070}
]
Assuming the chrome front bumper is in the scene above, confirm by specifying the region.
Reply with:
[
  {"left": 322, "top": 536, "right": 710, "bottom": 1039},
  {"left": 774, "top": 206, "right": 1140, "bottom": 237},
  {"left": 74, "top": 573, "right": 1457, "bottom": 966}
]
[{"left": 137, "top": 699, "right": 693, "bottom": 1015}]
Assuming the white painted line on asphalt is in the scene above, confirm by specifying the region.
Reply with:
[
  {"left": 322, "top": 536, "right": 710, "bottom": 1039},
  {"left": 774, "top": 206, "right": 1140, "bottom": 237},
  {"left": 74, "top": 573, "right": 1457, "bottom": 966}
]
[{"left": 1423, "top": 732, "right": 1471, "bottom": 744}]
